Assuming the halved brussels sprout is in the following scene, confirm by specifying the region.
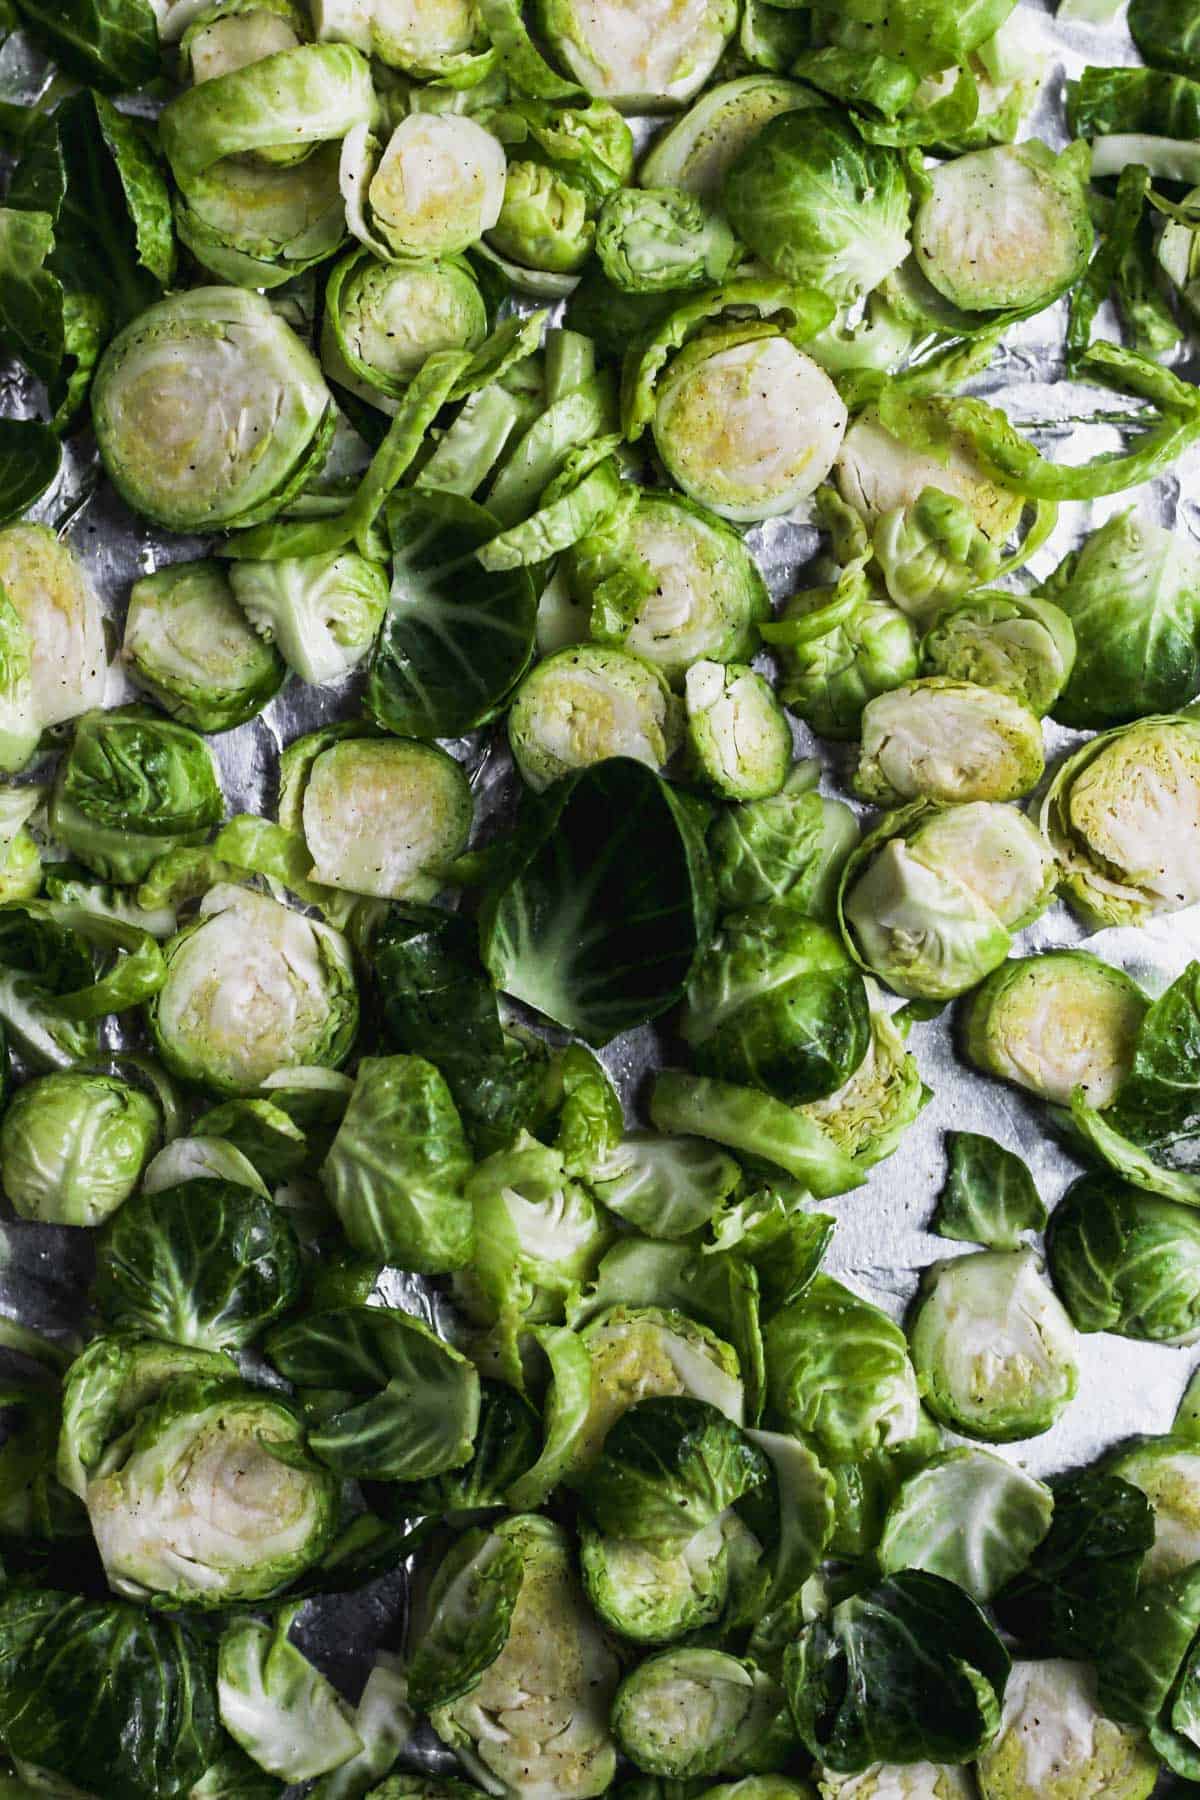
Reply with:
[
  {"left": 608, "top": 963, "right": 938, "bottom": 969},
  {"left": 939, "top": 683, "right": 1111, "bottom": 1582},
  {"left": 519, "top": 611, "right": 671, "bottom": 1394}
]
[
  {"left": 909, "top": 1249, "right": 1079, "bottom": 1441},
  {"left": 314, "top": 0, "right": 483, "bottom": 76},
  {"left": 1039, "top": 715, "right": 1200, "bottom": 929},
  {"left": 921, "top": 591, "right": 1076, "bottom": 716},
  {"left": 817, "top": 1769, "right": 974, "bottom": 1799},
  {"left": 964, "top": 951, "right": 1149, "bottom": 1107},
  {"left": 975, "top": 1658, "right": 1158, "bottom": 1800},
  {"left": 596, "top": 187, "right": 738, "bottom": 293},
  {"left": 124, "top": 561, "right": 286, "bottom": 733},
  {"left": 179, "top": 1, "right": 309, "bottom": 84},
  {"left": 913, "top": 142, "right": 1093, "bottom": 313},
  {"left": 149, "top": 884, "right": 359, "bottom": 1096},
  {"left": 580, "top": 1514, "right": 739, "bottom": 1644},
  {"left": 507, "top": 645, "right": 681, "bottom": 791},
  {"left": 835, "top": 407, "right": 1024, "bottom": 548},
  {"left": 175, "top": 141, "right": 348, "bottom": 290},
  {"left": 229, "top": 550, "right": 390, "bottom": 685},
  {"left": 0, "top": 1072, "right": 158, "bottom": 1227},
  {"left": 347, "top": 116, "right": 507, "bottom": 260},
  {"left": 853, "top": 678, "right": 1045, "bottom": 806},
  {"left": 296, "top": 737, "right": 472, "bottom": 900},
  {"left": 93, "top": 288, "right": 334, "bottom": 532},
  {"left": 685, "top": 662, "right": 792, "bottom": 802},
  {"left": 322, "top": 250, "right": 488, "bottom": 411},
  {"left": 539, "top": 0, "right": 738, "bottom": 109},
  {"left": 653, "top": 333, "right": 848, "bottom": 523},
  {"left": 639, "top": 76, "right": 817, "bottom": 198},
  {"left": 1108, "top": 1437, "right": 1200, "bottom": 1583},
  {"left": 799, "top": 996, "right": 927, "bottom": 1170},
  {"left": 612, "top": 1649, "right": 794, "bottom": 1778},
  {"left": 764, "top": 1275, "right": 923, "bottom": 1460},
  {"left": 0, "top": 526, "right": 106, "bottom": 763}
]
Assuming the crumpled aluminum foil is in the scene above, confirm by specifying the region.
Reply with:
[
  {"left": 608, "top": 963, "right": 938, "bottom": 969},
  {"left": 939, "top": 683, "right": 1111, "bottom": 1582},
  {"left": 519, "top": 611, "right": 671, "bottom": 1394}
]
[{"left": 1, "top": 0, "right": 1199, "bottom": 1756}]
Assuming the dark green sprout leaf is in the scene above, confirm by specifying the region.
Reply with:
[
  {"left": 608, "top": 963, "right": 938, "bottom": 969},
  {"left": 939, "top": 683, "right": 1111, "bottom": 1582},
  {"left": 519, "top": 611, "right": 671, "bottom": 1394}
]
[
  {"left": 192, "top": 1098, "right": 309, "bottom": 1186},
  {"left": 1047, "top": 1173, "right": 1200, "bottom": 1343},
  {"left": 1130, "top": 0, "right": 1200, "bottom": 79},
  {"left": 398, "top": 1381, "right": 541, "bottom": 1517},
  {"left": 934, "top": 1131, "right": 1047, "bottom": 1250},
  {"left": 12, "top": 0, "right": 159, "bottom": 90},
  {"left": 1068, "top": 64, "right": 1200, "bottom": 139},
  {"left": 994, "top": 1468, "right": 1154, "bottom": 1658},
  {"left": 0, "top": 420, "right": 59, "bottom": 526},
  {"left": 1106, "top": 961, "right": 1200, "bottom": 1145},
  {"left": 407, "top": 1524, "right": 526, "bottom": 1712},
  {"left": 481, "top": 759, "right": 716, "bottom": 1046},
  {"left": 783, "top": 1570, "right": 1011, "bottom": 1773},
  {"left": 93, "top": 1180, "right": 304, "bottom": 1352},
  {"left": 0, "top": 1383, "right": 85, "bottom": 1541},
  {"left": 1098, "top": 1562, "right": 1200, "bottom": 1774},
  {"left": 581, "top": 1396, "right": 769, "bottom": 1546},
  {"left": 0, "top": 905, "right": 100, "bottom": 1068}
]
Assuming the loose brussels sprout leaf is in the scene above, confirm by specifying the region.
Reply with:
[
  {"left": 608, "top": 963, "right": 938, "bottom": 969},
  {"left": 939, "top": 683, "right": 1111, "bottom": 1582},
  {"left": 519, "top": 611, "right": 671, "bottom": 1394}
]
[
  {"left": 708, "top": 763, "right": 859, "bottom": 918},
  {"left": 175, "top": 140, "right": 348, "bottom": 293},
  {"left": 909, "top": 1249, "right": 1079, "bottom": 1442},
  {"left": 653, "top": 333, "right": 848, "bottom": 523},
  {"left": 538, "top": 0, "right": 736, "bottom": 109},
  {"left": 964, "top": 951, "right": 1148, "bottom": 1107},
  {"left": 805, "top": 992, "right": 929, "bottom": 1171},
  {"left": 683, "top": 910, "right": 870, "bottom": 1106},
  {"left": 123, "top": 560, "right": 286, "bottom": 732},
  {"left": 595, "top": 186, "right": 737, "bottom": 293},
  {"left": 853, "top": 678, "right": 1045, "bottom": 806},
  {"left": 307, "top": 1652, "right": 412, "bottom": 1800},
  {"left": 612, "top": 1649, "right": 794, "bottom": 1779},
  {"left": 815, "top": 1770, "right": 971, "bottom": 1800},
  {"left": 589, "top": 1132, "right": 741, "bottom": 1239},
  {"left": 994, "top": 1467, "right": 1154, "bottom": 1657},
  {"left": 401, "top": 1380, "right": 540, "bottom": 1517},
  {"left": 651, "top": 1070, "right": 865, "bottom": 1197},
  {"left": 921, "top": 590, "right": 1076, "bottom": 716},
  {"left": 978, "top": 1658, "right": 1158, "bottom": 1800},
  {"left": 1105, "top": 960, "right": 1200, "bottom": 1148},
  {"left": 784, "top": 1571, "right": 1010, "bottom": 1773},
  {"left": 0, "top": 1590, "right": 221, "bottom": 1800},
  {"left": 0, "top": 908, "right": 103, "bottom": 1070},
  {"left": 742, "top": 1427, "right": 835, "bottom": 1621},
  {"left": 192, "top": 1096, "right": 307, "bottom": 1184},
  {"left": 344, "top": 116, "right": 506, "bottom": 261},
  {"left": 320, "top": 1055, "right": 473, "bottom": 1271},
  {"left": 229, "top": 550, "right": 389, "bottom": 685},
  {"left": 86, "top": 1374, "right": 339, "bottom": 1605},
  {"left": 1041, "top": 714, "right": 1200, "bottom": 929},
  {"left": 1096, "top": 1561, "right": 1200, "bottom": 1775},
  {"left": 0, "top": 527, "right": 106, "bottom": 753},
  {"left": 934, "top": 1131, "right": 1047, "bottom": 1249},
  {"left": 1045, "top": 511, "right": 1200, "bottom": 727},
  {"left": 482, "top": 758, "right": 714, "bottom": 1045},
  {"left": 407, "top": 1523, "right": 526, "bottom": 1711},
  {"left": 295, "top": 737, "right": 472, "bottom": 902},
  {"left": 548, "top": 1043, "right": 624, "bottom": 1180},
  {"left": 93, "top": 288, "right": 334, "bottom": 532},
  {"left": 766, "top": 564, "right": 920, "bottom": 742},
  {"left": 507, "top": 645, "right": 681, "bottom": 791},
  {"left": 912, "top": 142, "right": 1092, "bottom": 312},
  {"left": 142, "top": 1134, "right": 271, "bottom": 1198},
  {"left": 0, "top": 1072, "right": 157, "bottom": 1227},
  {"left": 580, "top": 1513, "right": 738, "bottom": 1644},
  {"left": 427, "top": 1515, "right": 619, "bottom": 1800},
  {"left": 723, "top": 110, "right": 910, "bottom": 303},
  {"left": 581, "top": 1395, "right": 769, "bottom": 1545},
  {"left": 93, "top": 1179, "right": 302, "bottom": 1350},
  {"left": 1047, "top": 1174, "right": 1200, "bottom": 1345},
  {"left": 765, "top": 1274, "right": 925, "bottom": 1465},
  {"left": 218, "top": 1606, "right": 363, "bottom": 1782},
  {"left": 685, "top": 663, "right": 793, "bottom": 802},
  {"left": 1108, "top": 1437, "right": 1200, "bottom": 1584},
  {"left": 878, "top": 1448, "right": 1053, "bottom": 1602},
  {"left": 639, "top": 76, "right": 817, "bottom": 198},
  {"left": 322, "top": 250, "right": 487, "bottom": 409},
  {"left": 365, "top": 491, "right": 536, "bottom": 738},
  {"left": 835, "top": 406, "right": 1024, "bottom": 546}
]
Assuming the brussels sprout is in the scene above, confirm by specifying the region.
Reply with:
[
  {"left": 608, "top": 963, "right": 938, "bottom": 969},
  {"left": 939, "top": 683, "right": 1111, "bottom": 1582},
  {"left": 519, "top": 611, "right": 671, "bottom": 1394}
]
[
  {"left": 975, "top": 1658, "right": 1158, "bottom": 1800},
  {"left": 93, "top": 1179, "right": 302, "bottom": 1349},
  {"left": 800, "top": 998, "right": 927, "bottom": 1170},
  {"left": 345, "top": 116, "right": 506, "bottom": 261},
  {"left": 179, "top": 3, "right": 309, "bottom": 88},
  {"left": 878, "top": 1448, "right": 1053, "bottom": 1602},
  {"left": 507, "top": 645, "right": 681, "bottom": 791},
  {"left": 835, "top": 407, "right": 1024, "bottom": 549},
  {"left": 229, "top": 550, "right": 390, "bottom": 685},
  {"left": 0, "top": 526, "right": 106, "bottom": 764},
  {"left": 684, "top": 663, "right": 792, "bottom": 802},
  {"left": 0, "top": 790, "right": 42, "bottom": 906},
  {"left": 0, "top": 1073, "right": 158, "bottom": 1228},
  {"left": 909, "top": 1249, "right": 1079, "bottom": 1441},
  {"left": 653, "top": 333, "right": 848, "bottom": 523},
  {"left": 581, "top": 1396, "right": 770, "bottom": 1545},
  {"left": 651, "top": 1068, "right": 865, "bottom": 1197},
  {"left": 1040, "top": 714, "right": 1200, "bottom": 929},
  {"left": 1108, "top": 1437, "right": 1200, "bottom": 1583},
  {"left": 870, "top": 489, "right": 1006, "bottom": 619},
  {"left": 722, "top": 110, "right": 911, "bottom": 304},
  {"left": 292, "top": 737, "right": 472, "bottom": 901},
  {"left": 93, "top": 288, "right": 334, "bottom": 532},
  {"left": 425, "top": 1515, "right": 619, "bottom": 1799},
  {"left": 570, "top": 490, "right": 769, "bottom": 685},
  {"left": 588, "top": 1132, "right": 740, "bottom": 1240},
  {"left": 913, "top": 142, "right": 1093, "bottom": 313},
  {"left": 853, "top": 678, "right": 1045, "bottom": 806},
  {"left": 123, "top": 561, "right": 286, "bottom": 733},
  {"left": 1047, "top": 1174, "right": 1200, "bottom": 1345},
  {"left": 816, "top": 1770, "right": 973, "bottom": 1800},
  {"left": 142, "top": 1135, "right": 270, "bottom": 1198},
  {"left": 86, "top": 1374, "right": 338, "bottom": 1605},
  {"left": 322, "top": 251, "right": 488, "bottom": 411},
  {"left": 175, "top": 141, "right": 348, "bottom": 291},
  {"left": 708, "top": 762, "right": 859, "bottom": 918},
  {"left": 160, "top": 35, "right": 369, "bottom": 174},
  {"left": 538, "top": 0, "right": 737, "bottom": 109},
  {"left": 612, "top": 1649, "right": 794, "bottom": 1779},
  {"left": 768, "top": 565, "right": 920, "bottom": 742},
  {"left": 314, "top": 0, "right": 483, "bottom": 76},
  {"left": 193, "top": 1096, "right": 307, "bottom": 1184},
  {"left": 964, "top": 951, "right": 1149, "bottom": 1107},
  {"left": 149, "top": 884, "right": 359, "bottom": 1096},
  {"left": 682, "top": 910, "right": 870, "bottom": 1106},
  {"left": 596, "top": 187, "right": 738, "bottom": 293},
  {"left": 640, "top": 76, "right": 817, "bottom": 198},
  {"left": 921, "top": 590, "right": 1076, "bottom": 716},
  {"left": 488, "top": 162, "right": 596, "bottom": 279},
  {"left": 218, "top": 1605, "right": 363, "bottom": 1782},
  {"left": 764, "top": 1275, "right": 923, "bottom": 1460},
  {"left": 580, "top": 1513, "right": 739, "bottom": 1644}
]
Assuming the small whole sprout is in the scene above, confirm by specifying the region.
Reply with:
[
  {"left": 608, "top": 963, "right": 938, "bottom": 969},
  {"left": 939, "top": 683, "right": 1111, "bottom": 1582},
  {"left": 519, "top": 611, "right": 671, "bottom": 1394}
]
[
  {"left": 654, "top": 333, "right": 849, "bottom": 523},
  {"left": 595, "top": 187, "right": 739, "bottom": 293},
  {"left": 0, "top": 525, "right": 107, "bottom": 768},
  {"left": 1047, "top": 1174, "right": 1200, "bottom": 1346},
  {"left": 297, "top": 737, "right": 473, "bottom": 901},
  {"left": 769, "top": 566, "right": 920, "bottom": 741},
  {"left": 684, "top": 661, "right": 792, "bottom": 801},
  {"left": 639, "top": 74, "right": 817, "bottom": 198},
  {"left": 488, "top": 162, "right": 596, "bottom": 275},
  {"left": 363, "top": 115, "right": 507, "bottom": 259},
  {"left": 1108, "top": 1436, "right": 1200, "bottom": 1582},
  {"left": 909, "top": 1249, "right": 1080, "bottom": 1442},
  {"left": 921, "top": 590, "right": 1076, "bottom": 716},
  {"left": 538, "top": 0, "right": 738, "bottom": 108},
  {"left": 229, "top": 550, "right": 390, "bottom": 685},
  {"left": 853, "top": 678, "right": 1046, "bottom": 806},
  {"left": 507, "top": 645, "right": 682, "bottom": 792},
  {"left": 964, "top": 950, "right": 1149, "bottom": 1107},
  {"left": 913, "top": 141, "right": 1093, "bottom": 313},
  {"left": 322, "top": 250, "right": 488, "bottom": 410},
  {"left": 612, "top": 1648, "right": 795, "bottom": 1779},
  {"left": 123, "top": 560, "right": 286, "bottom": 733},
  {"left": 975, "top": 1659, "right": 1159, "bottom": 1800},
  {"left": 0, "top": 1072, "right": 159, "bottom": 1227}
]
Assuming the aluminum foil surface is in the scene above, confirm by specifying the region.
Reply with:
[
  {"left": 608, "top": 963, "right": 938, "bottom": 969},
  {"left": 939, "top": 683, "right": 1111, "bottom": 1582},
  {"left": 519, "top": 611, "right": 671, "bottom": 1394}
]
[{"left": 1, "top": 0, "right": 1198, "bottom": 1770}]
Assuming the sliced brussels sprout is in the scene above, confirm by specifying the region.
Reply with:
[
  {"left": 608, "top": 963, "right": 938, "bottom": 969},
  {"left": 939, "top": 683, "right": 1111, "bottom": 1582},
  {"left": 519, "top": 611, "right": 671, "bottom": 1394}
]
[
  {"left": 613, "top": 1649, "right": 794, "bottom": 1779},
  {"left": 816, "top": 1769, "right": 974, "bottom": 1799},
  {"left": 314, "top": 0, "right": 484, "bottom": 76},
  {"left": 218, "top": 1605, "right": 364, "bottom": 1782},
  {"left": 488, "top": 162, "right": 596, "bottom": 279},
  {"left": 346, "top": 116, "right": 507, "bottom": 261},
  {"left": 964, "top": 951, "right": 1149, "bottom": 1107},
  {"left": 0, "top": 1073, "right": 158, "bottom": 1228},
  {"left": 909, "top": 1249, "right": 1079, "bottom": 1441},
  {"left": 93, "top": 288, "right": 334, "bottom": 532},
  {"left": 123, "top": 560, "right": 286, "bottom": 733},
  {"left": 907, "top": 802, "right": 1056, "bottom": 931},
  {"left": 878, "top": 1448, "right": 1053, "bottom": 1603},
  {"left": 580, "top": 1513, "right": 739, "bottom": 1644},
  {"left": 161, "top": 36, "right": 370, "bottom": 176},
  {"left": 229, "top": 550, "right": 389, "bottom": 685},
  {"left": 1108, "top": 1437, "right": 1200, "bottom": 1583},
  {"left": 1040, "top": 714, "right": 1200, "bottom": 929},
  {"left": 294, "top": 737, "right": 472, "bottom": 900},
  {"left": 581, "top": 1396, "right": 769, "bottom": 1545},
  {"left": 149, "top": 884, "right": 359, "bottom": 1096},
  {"left": 322, "top": 250, "right": 488, "bottom": 411},
  {"left": 764, "top": 1275, "right": 923, "bottom": 1461},
  {"left": 853, "top": 678, "right": 1045, "bottom": 806},
  {"left": 921, "top": 590, "right": 1076, "bottom": 716},
  {"left": 507, "top": 644, "right": 681, "bottom": 791},
  {"left": 0, "top": 789, "right": 42, "bottom": 904},
  {"left": 913, "top": 142, "right": 1093, "bottom": 313},
  {"left": 538, "top": 0, "right": 737, "bottom": 109},
  {"left": 176, "top": 139, "right": 348, "bottom": 291},
  {"left": 596, "top": 187, "right": 738, "bottom": 293},
  {"left": 1047, "top": 1174, "right": 1200, "bottom": 1346},
  {"left": 180, "top": 2, "right": 309, "bottom": 86},
  {"left": 639, "top": 76, "right": 817, "bottom": 198},
  {"left": 685, "top": 662, "right": 792, "bottom": 802},
  {"left": 653, "top": 333, "right": 849, "bottom": 523},
  {"left": 799, "top": 996, "right": 927, "bottom": 1170},
  {"left": 768, "top": 565, "right": 920, "bottom": 741},
  {"left": 975, "top": 1658, "right": 1158, "bottom": 1800},
  {"left": 836, "top": 409, "right": 1023, "bottom": 546},
  {"left": 0, "top": 526, "right": 106, "bottom": 757}
]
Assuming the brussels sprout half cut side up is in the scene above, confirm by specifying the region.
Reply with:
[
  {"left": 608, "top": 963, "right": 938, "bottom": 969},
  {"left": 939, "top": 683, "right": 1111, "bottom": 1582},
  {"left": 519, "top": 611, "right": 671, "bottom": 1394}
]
[
  {"left": 853, "top": 679, "right": 1046, "bottom": 807},
  {"left": 322, "top": 250, "right": 489, "bottom": 411},
  {"left": 508, "top": 646, "right": 682, "bottom": 791},
  {"left": 296, "top": 737, "right": 473, "bottom": 901},
  {"left": 964, "top": 951, "right": 1149, "bottom": 1107},
  {"left": 538, "top": 0, "right": 738, "bottom": 110},
  {"left": 612, "top": 1648, "right": 795, "bottom": 1779},
  {"left": 314, "top": 0, "right": 485, "bottom": 78},
  {"left": 123, "top": 560, "right": 287, "bottom": 733},
  {"left": 685, "top": 662, "right": 793, "bottom": 802},
  {"left": 343, "top": 116, "right": 507, "bottom": 261},
  {"left": 975, "top": 1658, "right": 1158, "bottom": 1800},
  {"left": 0, "top": 526, "right": 107, "bottom": 769},
  {"left": 639, "top": 76, "right": 818, "bottom": 199}
]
